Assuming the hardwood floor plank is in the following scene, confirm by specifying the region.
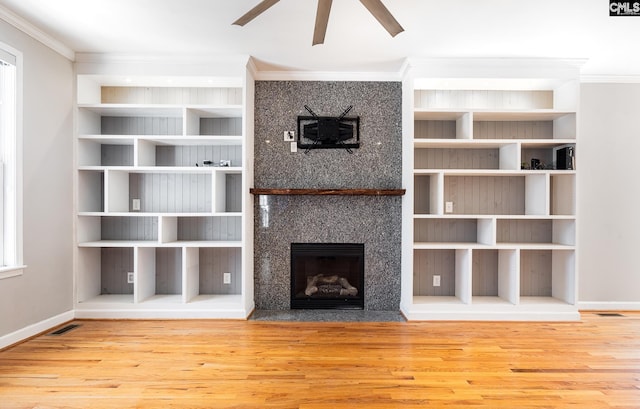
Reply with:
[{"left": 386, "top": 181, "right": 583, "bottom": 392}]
[{"left": 0, "top": 313, "right": 639, "bottom": 408}]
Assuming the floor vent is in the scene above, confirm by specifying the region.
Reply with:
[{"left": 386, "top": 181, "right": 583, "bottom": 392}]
[
  {"left": 48, "top": 324, "right": 80, "bottom": 336},
  {"left": 596, "top": 313, "right": 625, "bottom": 317}
]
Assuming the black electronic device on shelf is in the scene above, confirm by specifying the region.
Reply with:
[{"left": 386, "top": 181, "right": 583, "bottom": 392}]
[{"left": 556, "top": 146, "right": 575, "bottom": 170}]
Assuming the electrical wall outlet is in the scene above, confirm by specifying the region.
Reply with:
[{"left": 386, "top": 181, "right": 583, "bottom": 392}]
[
  {"left": 290, "top": 141, "right": 297, "bottom": 152},
  {"left": 127, "top": 272, "right": 134, "bottom": 284},
  {"left": 284, "top": 131, "right": 295, "bottom": 141},
  {"left": 433, "top": 275, "right": 441, "bottom": 287},
  {"left": 445, "top": 201, "right": 453, "bottom": 213},
  {"left": 223, "top": 272, "right": 231, "bottom": 284},
  {"left": 132, "top": 198, "right": 141, "bottom": 211}
]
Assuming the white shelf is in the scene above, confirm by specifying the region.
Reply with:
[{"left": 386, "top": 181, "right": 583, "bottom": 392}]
[
  {"left": 79, "top": 240, "right": 242, "bottom": 248},
  {"left": 75, "top": 75, "right": 251, "bottom": 319},
  {"left": 406, "top": 75, "right": 578, "bottom": 321}
]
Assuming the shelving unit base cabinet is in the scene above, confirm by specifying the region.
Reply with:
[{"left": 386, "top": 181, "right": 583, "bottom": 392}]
[
  {"left": 75, "top": 246, "right": 250, "bottom": 319},
  {"left": 401, "top": 301, "right": 580, "bottom": 321}
]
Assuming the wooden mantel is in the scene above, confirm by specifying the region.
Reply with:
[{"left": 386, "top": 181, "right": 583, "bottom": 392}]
[{"left": 249, "top": 188, "right": 406, "bottom": 196}]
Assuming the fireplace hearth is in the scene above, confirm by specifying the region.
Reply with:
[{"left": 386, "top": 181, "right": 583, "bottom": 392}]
[{"left": 291, "top": 243, "right": 364, "bottom": 309}]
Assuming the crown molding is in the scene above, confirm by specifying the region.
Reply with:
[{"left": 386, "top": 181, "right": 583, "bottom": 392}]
[
  {"left": 254, "top": 70, "right": 402, "bottom": 82},
  {"left": 0, "top": 5, "right": 75, "bottom": 61},
  {"left": 580, "top": 75, "right": 640, "bottom": 83}
]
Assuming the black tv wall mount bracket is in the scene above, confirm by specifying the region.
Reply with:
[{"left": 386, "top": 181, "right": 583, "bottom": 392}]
[{"left": 297, "top": 105, "right": 360, "bottom": 153}]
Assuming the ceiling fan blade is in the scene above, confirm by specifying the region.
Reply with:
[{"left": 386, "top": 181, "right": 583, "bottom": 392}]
[
  {"left": 313, "top": 0, "right": 333, "bottom": 45},
  {"left": 359, "top": 0, "right": 404, "bottom": 37},
  {"left": 232, "top": 0, "right": 280, "bottom": 26}
]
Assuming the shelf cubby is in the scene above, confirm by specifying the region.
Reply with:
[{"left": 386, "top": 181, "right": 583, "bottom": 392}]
[
  {"left": 78, "top": 215, "right": 158, "bottom": 244},
  {"left": 184, "top": 247, "right": 242, "bottom": 302},
  {"left": 77, "top": 247, "right": 134, "bottom": 303},
  {"left": 163, "top": 216, "right": 242, "bottom": 243},
  {"left": 550, "top": 174, "right": 576, "bottom": 215},
  {"left": 473, "top": 112, "right": 576, "bottom": 140},
  {"left": 414, "top": 173, "right": 441, "bottom": 215},
  {"left": 100, "top": 86, "right": 243, "bottom": 106},
  {"left": 414, "top": 90, "right": 554, "bottom": 111},
  {"left": 127, "top": 171, "right": 213, "bottom": 213},
  {"left": 520, "top": 249, "right": 575, "bottom": 304},
  {"left": 497, "top": 218, "right": 575, "bottom": 247},
  {"left": 414, "top": 111, "right": 471, "bottom": 139},
  {"left": 471, "top": 249, "right": 518, "bottom": 304},
  {"left": 413, "top": 218, "right": 494, "bottom": 245},
  {"left": 444, "top": 175, "right": 526, "bottom": 215},
  {"left": 413, "top": 249, "right": 471, "bottom": 304},
  {"left": 78, "top": 170, "right": 104, "bottom": 213},
  {"left": 135, "top": 247, "right": 182, "bottom": 303},
  {"left": 78, "top": 137, "right": 135, "bottom": 167}
]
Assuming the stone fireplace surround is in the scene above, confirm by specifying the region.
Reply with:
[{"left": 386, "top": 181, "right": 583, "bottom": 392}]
[{"left": 253, "top": 81, "right": 403, "bottom": 311}]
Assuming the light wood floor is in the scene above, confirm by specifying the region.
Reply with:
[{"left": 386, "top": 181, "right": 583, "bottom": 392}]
[{"left": 1, "top": 312, "right": 639, "bottom": 408}]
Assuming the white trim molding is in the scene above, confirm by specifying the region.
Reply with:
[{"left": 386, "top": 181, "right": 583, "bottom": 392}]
[
  {"left": 580, "top": 75, "right": 640, "bottom": 83},
  {"left": 578, "top": 302, "right": 640, "bottom": 311},
  {"left": 0, "top": 310, "right": 75, "bottom": 350},
  {"left": 0, "top": 5, "right": 75, "bottom": 61},
  {"left": 254, "top": 70, "right": 402, "bottom": 82}
]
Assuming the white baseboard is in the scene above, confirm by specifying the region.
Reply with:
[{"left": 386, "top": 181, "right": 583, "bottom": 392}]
[
  {"left": 0, "top": 310, "right": 75, "bottom": 350},
  {"left": 578, "top": 301, "right": 640, "bottom": 311}
]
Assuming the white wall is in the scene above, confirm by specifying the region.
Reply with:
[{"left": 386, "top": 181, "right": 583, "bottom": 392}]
[
  {"left": 579, "top": 83, "right": 640, "bottom": 308},
  {"left": 0, "top": 19, "right": 74, "bottom": 340}
]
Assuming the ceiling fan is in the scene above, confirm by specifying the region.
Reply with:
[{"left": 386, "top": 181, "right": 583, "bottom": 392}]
[{"left": 233, "top": 0, "right": 404, "bottom": 45}]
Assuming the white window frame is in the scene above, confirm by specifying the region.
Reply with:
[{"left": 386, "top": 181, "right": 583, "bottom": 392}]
[{"left": 0, "top": 41, "right": 25, "bottom": 280}]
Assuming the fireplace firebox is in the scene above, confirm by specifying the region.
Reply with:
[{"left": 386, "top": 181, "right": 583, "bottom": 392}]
[{"left": 290, "top": 243, "right": 364, "bottom": 309}]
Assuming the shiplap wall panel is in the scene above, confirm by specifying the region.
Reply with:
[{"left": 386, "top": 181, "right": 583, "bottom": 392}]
[
  {"left": 199, "top": 248, "right": 242, "bottom": 295},
  {"left": 414, "top": 90, "right": 553, "bottom": 110},
  {"left": 413, "top": 249, "right": 456, "bottom": 296},
  {"left": 101, "top": 117, "right": 183, "bottom": 136},
  {"left": 101, "top": 247, "right": 134, "bottom": 295},
  {"left": 79, "top": 171, "right": 104, "bottom": 212},
  {"left": 177, "top": 216, "right": 241, "bottom": 241},
  {"left": 200, "top": 118, "right": 242, "bottom": 136},
  {"left": 101, "top": 87, "right": 242, "bottom": 105},
  {"left": 155, "top": 145, "right": 242, "bottom": 167},
  {"left": 129, "top": 173, "right": 212, "bottom": 213},
  {"left": 101, "top": 216, "right": 158, "bottom": 241},
  {"left": 474, "top": 121, "right": 554, "bottom": 140},
  {"left": 415, "top": 148, "right": 499, "bottom": 169},
  {"left": 414, "top": 176, "right": 431, "bottom": 214},
  {"left": 155, "top": 248, "right": 182, "bottom": 295},
  {"left": 497, "top": 220, "right": 552, "bottom": 243},
  {"left": 414, "top": 120, "right": 457, "bottom": 139},
  {"left": 444, "top": 176, "right": 525, "bottom": 215},
  {"left": 550, "top": 175, "right": 576, "bottom": 215},
  {"left": 520, "top": 250, "right": 552, "bottom": 296},
  {"left": 472, "top": 250, "right": 499, "bottom": 296},
  {"left": 225, "top": 174, "right": 242, "bottom": 213},
  {"left": 101, "top": 144, "right": 134, "bottom": 166},
  {"left": 414, "top": 219, "right": 477, "bottom": 243}
]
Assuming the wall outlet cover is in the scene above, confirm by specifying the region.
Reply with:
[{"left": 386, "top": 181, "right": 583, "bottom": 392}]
[
  {"left": 132, "top": 198, "right": 141, "bottom": 211},
  {"left": 127, "top": 272, "right": 134, "bottom": 284},
  {"left": 223, "top": 272, "right": 231, "bottom": 284},
  {"left": 433, "top": 275, "right": 441, "bottom": 287},
  {"left": 445, "top": 201, "right": 453, "bottom": 213}
]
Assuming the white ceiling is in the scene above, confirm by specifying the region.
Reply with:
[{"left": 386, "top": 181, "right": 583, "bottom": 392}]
[{"left": 0, "top": 0, "right": 638, "bottom": 77}]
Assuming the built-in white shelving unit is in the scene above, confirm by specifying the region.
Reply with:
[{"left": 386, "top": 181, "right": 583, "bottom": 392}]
[
  {"left": 74, "top": 65, "right": 255, "bottom": 319},
  {"left": 401, "top": 60, "right": 581, "bottom": 320}
]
